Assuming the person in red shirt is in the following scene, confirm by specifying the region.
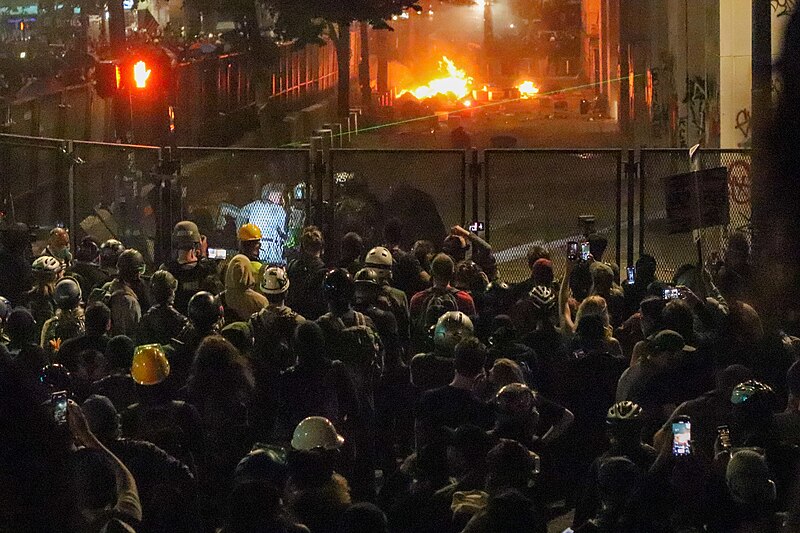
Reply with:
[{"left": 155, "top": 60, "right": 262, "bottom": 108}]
[{"left": 409, "top": 253, "right": 476, "bottom": 353}]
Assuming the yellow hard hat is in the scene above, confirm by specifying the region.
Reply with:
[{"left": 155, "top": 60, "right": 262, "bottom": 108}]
[
  {"left": 291, "top": 416, "right": 345, "bottom": 451},
  {"left": 130, "top": 344, "right": 170, "bottom": 385},
  {"left": 238, "top": 223, "right": 263, "bottom": 242}
]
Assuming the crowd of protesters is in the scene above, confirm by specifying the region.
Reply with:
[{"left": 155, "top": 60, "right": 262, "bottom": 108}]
[{"left": 3, "top": 212, "right": 800, "bottom": 533}]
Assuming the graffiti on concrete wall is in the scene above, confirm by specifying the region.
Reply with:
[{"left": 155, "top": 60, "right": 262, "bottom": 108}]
[
  {"left": 678, "top": 117, "right": 688, "bottom": 148},
  {"left": 772, "top": 0, "right": 796, "bottom": 17},
  {"left": 735, "top": 108, "right": 751, "bottom": 148},
  {"left": 683, "top": 75, "right": 715, "bottom": 144}
]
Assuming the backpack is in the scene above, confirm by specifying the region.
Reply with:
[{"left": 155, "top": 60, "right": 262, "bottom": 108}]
[
  {"left": 53, "top": 313, "right": 85, "bottom": 344},
  {"left": 319, "top": 311, "right": 382, "bottom": 369},
  {"left": 318, "top": 311, "right": 382, "bottom": 406},
  {"left": 131, "top": 402, "right": 188, "bottom": 461},
  {"left": 419, "top": 287, "right": 460, "bottom": 333},
  {"left": 87, "top": 281, "right": 114, "bottom": 306},
  {"left": 250, "top": 307, "right": 299, "bottom": 368}
]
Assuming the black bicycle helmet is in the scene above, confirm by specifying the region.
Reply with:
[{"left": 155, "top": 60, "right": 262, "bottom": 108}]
[
  {"left": 323, "top": 268, "right": 354, "bottom": 304},
  {"left": 187, "top": 291, "right": 223, "bottom": 330},
  {"left": 606, "top": 401, "right": 643, "bottom": 424},
  {"left": 117, "top": 249, "right": 145, "bottom": 281}
]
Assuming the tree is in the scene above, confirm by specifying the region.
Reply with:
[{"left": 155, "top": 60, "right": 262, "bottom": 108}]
[{"left": 269, "top": 0, "right": 420, "bottom": 118}]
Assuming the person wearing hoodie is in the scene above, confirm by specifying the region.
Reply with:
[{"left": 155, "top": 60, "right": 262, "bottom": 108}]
[
  {"left": 221, "top": 254, "right": 268, "bottom": 323},
  {"left": 108, "top": 249, "right": 150, "bottom": 338}
]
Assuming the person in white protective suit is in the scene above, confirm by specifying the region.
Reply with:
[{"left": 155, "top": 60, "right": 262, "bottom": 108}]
[{"left": 235, "top": 183, "right": 288, "bottom": 265}]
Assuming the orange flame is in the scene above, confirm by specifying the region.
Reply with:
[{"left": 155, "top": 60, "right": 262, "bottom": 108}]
[
  {"left": 133, "top": 60, "right": 152, "bottom": 89},
  {"left": 517, "top": 80, "right": 539, "bottom": 98},
  {"left": 397, "top": 56, "right": 473, "bottom": 101}
]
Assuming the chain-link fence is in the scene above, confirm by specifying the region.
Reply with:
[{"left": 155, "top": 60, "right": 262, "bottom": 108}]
[
  {"left": 178, "top": 147, "right": 311, "bottom": 256},
  {"left": 1, "top": 132, "right": 754, "bottom": 282},
  {"left": 71, "top": 142, "right": 162, "bottom": 262},
  {"left": 639, "top": 149, "right": 752, "bottom": 280},
  {"left": 0, "top": 135, "right": 68, "bottom": 229},
  {"left": 483, "top": 149, "right": 623, "bottom": 283},
  {"left": 327, "top": 149, "right": 467, "bottom": 257}
]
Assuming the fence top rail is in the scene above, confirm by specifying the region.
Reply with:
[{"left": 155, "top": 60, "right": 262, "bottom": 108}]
[
  {"left": 0, "top": 139, "right": 66, "bottom": 151},
  {"left": 0, "top": 133, "right": 68, "bottom": 145},
  {"left": 330, "top": 148, "right": 468, "bottom": 155},
  {"left": 484, "top": 148, "right": 624, "bottom": 154},
  {"left": 0, "top": 134, "right": 161, "bottom": 150},
  {"left": 639, "top": 148, "right": 753, "bottom": 155},
  {"left": 178, "top": 146, "right": 309, "bottom": 153},
  {"left": 72, "top": 140, "right": 161, "bottom": 150}
]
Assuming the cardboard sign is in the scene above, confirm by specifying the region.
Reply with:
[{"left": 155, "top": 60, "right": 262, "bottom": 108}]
[{"left": 663, "top": 167, "right": 729, "bottom": 234}]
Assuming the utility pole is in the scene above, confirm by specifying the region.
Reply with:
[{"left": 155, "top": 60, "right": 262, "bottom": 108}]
[
  {"left": 108, "top": 0, "right": 130, "bottom": 140},
  {"left": 108, "top": 0, "right": 126, "bottom": 54}
]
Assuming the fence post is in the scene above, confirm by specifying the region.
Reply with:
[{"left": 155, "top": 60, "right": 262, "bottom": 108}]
[
  {"left": 614, "top": 150, "right": 622, "bottom": 268},
  {"left": 483, "top": 150, "right": 490, "bottom": 242},
  {"left": 309, "top": 136, "right": 324, "bottom": 228},
  {"left": 638, "top": 151, "right": 645, "bottom": 258},
  {"left": 625, "top": 149, "right": 636, "bottom": 267},
  {"left": 0, "top": 136, "right": 10, "bottom": 220},
  {"left": 66, "top": 140, "right": 76, "bottom": 253},
  {"left": 468, "top": 148, "right": 479, "bottom": 227}
]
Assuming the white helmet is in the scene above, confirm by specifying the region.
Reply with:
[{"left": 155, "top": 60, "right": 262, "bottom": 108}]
[
  {"left": 433, "top": 311, "right": 474, "bottom": 352},
  {"left": 291, "top": 416, "right": 345, "bottom": 451},
  {"left": 261, "top": 266, "right": 290, "bottom": 295},
  {"left": 365, "top": 246, "right": 392, "bottom": 283},
  {"left": 365, "top": 246, "right": 392, "bottom": 269},
  {"left": 32, "top": 255, "right": 63, "bottom": 274}
]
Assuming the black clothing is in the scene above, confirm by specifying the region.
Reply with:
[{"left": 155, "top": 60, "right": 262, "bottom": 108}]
[
  {"left": 68, "top": 260, "right": 110, "bottom": 298},
  {"left": 286, "top": 254, "right": 327, "bottom": 320},
  {"left": 356, "top": 303, "right": 399, "bottom": 352},
  {"left": 250, "top": 305, "right": 305, "bottom": 370},
  {"left": 121, "top": 399, "right": 204, "bottom": 474},
  {"left": 57, "top": 333, "right": 110, "bottom": 367},
  {"left": 7, "top": 342, "right": 48, "bottom": 382},
  {"left": 415, "top": 385, "right": 494, "bottom": 447},
  {"left": 167, "top": 325, "right": 217, "bottom": 392},
  {"left": 93, "top": 373, "right": 139, "bottom": 412},
  {"left": 390, "top": 246, "right": 428, "bottom": 299},
  {"left": 162, "top": 258, "right": 221, "bottom": 315},
  {"left": 137, "top": 303, "right": 189, "bottom": 346},
  {"left": 275, "top": 359, "right": 360, "bottom": 444},
  {"left": 409, "top": 352, "right": 454, "bottom": 392},
  {"left": 0, "top": 248, "right": 32, "bottom": 307},
  {"left": 573, "top": 443, "right": 658, "bottom": 528},
  {"left": 107, "top": 437, "right": 201, "bottom": 533},
  {"left": 486, "top": 339, "right": 538, "bottom": 380}
]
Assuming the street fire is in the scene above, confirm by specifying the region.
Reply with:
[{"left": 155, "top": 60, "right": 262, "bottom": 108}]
[
  {"left": 397, "top": 56, "right": 473, "bottom": 101},
  {"left": 517, "top": 80, "right": 540, "bottom": 98}
]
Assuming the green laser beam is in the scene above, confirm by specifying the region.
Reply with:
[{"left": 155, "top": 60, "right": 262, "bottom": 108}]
[{"left": 282, "top": 73, "right": 644, "bottom": 148}]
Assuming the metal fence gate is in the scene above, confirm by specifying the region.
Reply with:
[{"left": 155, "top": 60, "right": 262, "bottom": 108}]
[
  {"left": 0, "top": 132, "right": 753, "bottom": 283},
  {"left": 327, "top": 149, "right": 467, "bottom": 256},
  {"left": 481, "top": 149, "right": 623, "bottom": 282},
  {"left": 638, "top": 149, "right": 752, "bottom": 280}
]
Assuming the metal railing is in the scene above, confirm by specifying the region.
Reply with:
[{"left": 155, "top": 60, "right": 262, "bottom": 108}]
[
  {"left": 638, "top": 148, "right": 752, "bottom": 279},
  {"left": 0, "top": 132, "right": 753, "bottom": 282},
  {"left": 481, "top": 149, "right": 624, "bottom": 282}
]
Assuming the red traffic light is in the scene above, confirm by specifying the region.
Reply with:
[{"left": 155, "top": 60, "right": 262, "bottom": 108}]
[{"left": 132, "top": 60, "right": 152, "bottom": 89}]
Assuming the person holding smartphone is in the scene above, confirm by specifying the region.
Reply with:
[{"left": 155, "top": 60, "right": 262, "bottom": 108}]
[
  {"left": 67, "top": 400, "right": 143, "bottom": 531},
  {"left": 622, "top": 255, "right": 658, "bottom": 317}
]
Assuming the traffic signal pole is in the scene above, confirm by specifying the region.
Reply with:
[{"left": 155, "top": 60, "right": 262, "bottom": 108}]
[
  {"left": 750, "top": 0, "right": 777, "bottom": 327},
  {"left": 108, "top": 0, "right": 131, "bottom": 141}
]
